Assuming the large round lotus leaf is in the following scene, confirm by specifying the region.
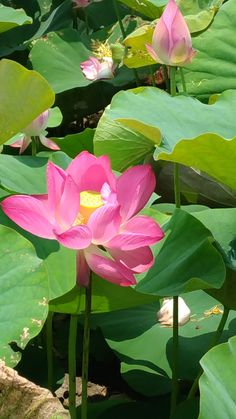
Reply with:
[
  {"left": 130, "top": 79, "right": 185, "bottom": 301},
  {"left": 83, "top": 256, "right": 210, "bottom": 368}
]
[
  {"left": 118, "top": 0, "right": 166, "bottom": 19},
  {"left": 52, "top": 129, "right": 94, "bottom": 158},
  {"left": 177, "top": 0, "right": 223, "bottom": 33},
  {"left": 193, "top": 208, "right": 236, "bottom": 309},
  {"left": 194, "top": 208, "right": 236, "bottom": 271},
  {"left": 199, "top": 336, "right": 236, "bottom": 419},
  {"left": 180, "top": 0, "right": 236, "bottom": 99},
  {"left": 0, "top": 225, "right": 48, "bottom": 367},
  {"left": 0, "top": 4, "right": 32, "bottom": 34},
  {"left": 0, "top": 60, "right": 54, "bottom": 145},
  {"left": 0, "top": 155, "right": 47, "bottom": 194},
  {"left": 124, "top": 22, "right": 157, "bottom": 68},
  {"left": 0, "top": 207, "right": 76, "bottom": 302},
  {"left": 94, "top": 87, "right": 236, "bottom": 190},
  {"left": 30, "top": 29, "right": 92, "bottom": 93},
  {"left": 136, "top": 209, "right": 225, "bottom": 296},
  {"left": 0, "top": 0, "right": 72, "bottom": 58},
  {"left": 91, "top": 290, "right": 236, "bottom": 396}
]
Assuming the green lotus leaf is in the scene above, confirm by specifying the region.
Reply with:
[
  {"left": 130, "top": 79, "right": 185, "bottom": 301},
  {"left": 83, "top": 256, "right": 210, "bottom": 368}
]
[
  {"left": 193, "top": 208, "right": 236, "bottom": 309},
  {"left": 199, "top": 336, "right": 236, "bottom": 418},
  {"left": 0, "top": 4, "right": 32, "bottom": 34},
  {"left": 118, "top": 0, "right": 166, "bottom": 19},
  {"left": 94, "top": 87, "right": 236, "bottom": 190},
  {"left": 177, "top": 0, "right": 223, "bottom": 33},
  {"left": 52, "top": 129, "right": 94, "bottom": 158},
  {"left": 30, "top": 29, "right": 92, "bottom": 93},
  {"left": 91, "top": 291, "right": 236, "bottom": 396},
  {"left": 0, "top": 59, "right": 54, "bottom": 145},
  {"left": 0, "top": 225, "right": 48, "bottom": 367},
  {"left": 180, "top": 0, "right": 236, "bottom": 99},
  {"left": 136, "top": 209, "right": 225, "bottom": 296}
]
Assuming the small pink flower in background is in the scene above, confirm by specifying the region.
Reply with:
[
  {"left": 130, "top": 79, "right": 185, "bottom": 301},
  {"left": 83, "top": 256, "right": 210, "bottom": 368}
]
[
  {"left": 10, "top": 110, "right": 60, "bottom": 154},
  {"left": 2, "top": 151, "right": 164, "bottom": 287},
  {"left": 80, "top": 57, "right": 115, "bottom": 81},
  {"left": 146, "top": 0, "right": 196, "bottom": 67},
  {"left": 73, "top": 0, "right": 90, "bottom": 8}
]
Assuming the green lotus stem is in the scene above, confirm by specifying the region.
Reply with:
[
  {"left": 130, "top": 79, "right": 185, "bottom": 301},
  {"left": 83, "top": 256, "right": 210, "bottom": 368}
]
[
  {"left": 169, "top": 66, "right": 177, "bottom": 97},
  {"left": 187, "top": 305, "right": 230, "bottom": 400},
  {"left": 163, "top": 65, "right": 170, "bottom": 93},
  {"left": 84, "top": 7, "right": 89, "bottom": 35},
  {"left": 174, "top": 163, "right": 181, "bottom": 209},
  {"left": 179, "top": 68, "right": 187, "bottom": 93},
  {"left": 169, "top": 65, "right": 180, "bottom": 418},
  {"left": 31, "top": 137, "right": 37, "bottom": 156},
  {"left": 68, "top": 315, "right": 78, "bottom": 419},
  {"left": 81, "top": 277, "right": 92, "bottom": 419},
  {"left": 112, "top": 0, "right": 140, "bottom": 86},
  {"left": 73, "top": 8, "right": 78, "bottom": 30},
  {"left": 170, "top": 296, "right": 179, "bottom": 417},
  {"left": 170, "top": 66, "right": 181, "bottom": 209},
  {"left": 150, "top": 67, "right": 156, "bottom": 87},
  {"left": 112, "top": 0, "right": 126, "bottom": 38},
  {"left": 46, "top": 311, "right": 54, "bottom": 392}
]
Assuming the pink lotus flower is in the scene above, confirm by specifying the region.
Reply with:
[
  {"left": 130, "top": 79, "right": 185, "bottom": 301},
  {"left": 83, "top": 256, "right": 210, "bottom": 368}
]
[
  {"left": 10, "top": 110, "right": 60, "bottom": 154},
  {"left": 1, "top": 152, "right": 164, "bottom": 287},
  {"left": 80, "top": 57, "right": 115, "bottom": 81},
  {"left": 146, "top": 0, "right": 196, "bottom": 66},
  {"left": 73, "top": 0, "right": 90, "bottom": 7}
]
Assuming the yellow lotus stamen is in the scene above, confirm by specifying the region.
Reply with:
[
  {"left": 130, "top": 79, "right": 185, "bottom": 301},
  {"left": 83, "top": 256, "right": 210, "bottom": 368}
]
[
  {"left": 91, "top": 40, "right": 112, "bottom": 60},
  {"left": 73, "top": 190, "right": 104, "bottom": 225}
]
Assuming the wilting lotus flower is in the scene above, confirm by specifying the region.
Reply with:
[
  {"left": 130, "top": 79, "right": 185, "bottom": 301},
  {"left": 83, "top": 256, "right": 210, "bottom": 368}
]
[
  {"left": 157, "top": 297, "right": 191, "bottom": 326},
  {"left": 80, "top": 57, "right": 115, "bottom": 81},
  {"left": 146, "top": 0, "right": 196, "bottom": 66},
  {"left": 73, "top": 0, "right": 90, "bottom": 7},
  {"left": 2, "top": 151, "right": 164, "bottom": 287},
  {"left": 10, "top": 110, "right": 60, "bottom": 154}
]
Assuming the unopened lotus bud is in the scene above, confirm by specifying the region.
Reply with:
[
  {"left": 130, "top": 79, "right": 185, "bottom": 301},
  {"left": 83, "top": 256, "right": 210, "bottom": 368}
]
[
  {"left": 157, "top": 297, "right": 191, "bottom": 326},
  {"left": 146, "top": 0, "right": 196, "bottom": 67}
]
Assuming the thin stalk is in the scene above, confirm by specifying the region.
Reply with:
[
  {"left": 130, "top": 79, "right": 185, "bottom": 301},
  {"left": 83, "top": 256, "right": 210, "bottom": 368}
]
[
  {"left": 112, "top": 0, "right": 140, "bottom": 86},
  {"left": 169, "top": 66, "right": 177, "bottom": 97},
  {"left": 46, "top": 311, "right": 54, "bottom": 392},
  {"left": 174, "top": 163, "right": 181, "bottom": 209},
  {"left": 81, "top": 278, "right": 92, "bottom": 419},
  {"left": 163, "top": 65, "right": 170, "bottom": 93},
  {"left": 169, "top": 65, "right": 180, "bottom": 418},
  {"left": 84, "top": 7, "right": 89, "bottom": 35},
  {"left": 179, "top": 68, "right": 186, "bottom": 93},
  {"left": 73, "top": 8, "right": 78, "bottom": 30},
  {"left": 170, "top": 296, "right": 179, "bottom": 417},
  {"left": 68, "top": 315, "right": 78, "bottom": 419},
  {"left": 112, "top": 0, "right": 126, "bottom": 38},
  {"left": 150, "top": 67, "right": 156, "bottom": 87},
  {"left": 187, "top": 306, "right": 230, "bottom": 400},
  {"left": 31, "top": 136, "right": 37, "bottom": 156}
]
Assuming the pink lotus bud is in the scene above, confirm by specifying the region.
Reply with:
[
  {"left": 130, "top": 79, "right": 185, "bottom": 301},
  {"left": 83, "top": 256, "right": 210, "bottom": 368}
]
[
  {"left": 73, "top": 0, "right": 90, "bottom": 8},
  {"left": 146, "top": 0, "right": 196, "bottom": 67},
  {"left": 80, "top": 57, "right": 115, "bottom": 81},
  {"left": 157, "top": 297, "right": 191, "bottom": 326},
  {"left": 23, "top": 110, "right": 50, "bottom": 137}
]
